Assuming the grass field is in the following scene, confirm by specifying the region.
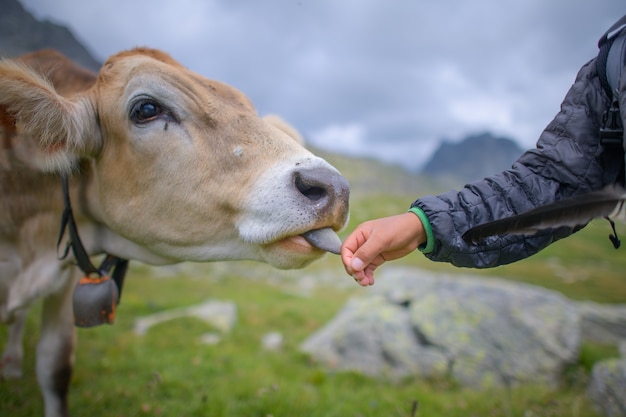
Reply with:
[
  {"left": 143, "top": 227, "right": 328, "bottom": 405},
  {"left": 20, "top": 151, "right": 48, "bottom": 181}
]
[
  {"left": 1, "top": 260, "right": 616, "bottom": 417},
  {"left": 2, "top": 156, "right": 625, "bottom": 416}
]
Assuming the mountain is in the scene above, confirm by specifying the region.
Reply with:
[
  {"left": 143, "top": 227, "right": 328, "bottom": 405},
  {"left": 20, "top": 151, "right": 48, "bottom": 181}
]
[
  {"left": 0, "top": 0, "right": 101, "bottom": 71},
  {"left": 420, "top": 132, "right": 524, "bottom": 185}
]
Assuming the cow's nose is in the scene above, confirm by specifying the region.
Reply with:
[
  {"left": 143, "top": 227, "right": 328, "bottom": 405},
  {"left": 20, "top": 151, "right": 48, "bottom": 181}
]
[{"left": 293, "top": 167, "right": 350, "bottom": 222}]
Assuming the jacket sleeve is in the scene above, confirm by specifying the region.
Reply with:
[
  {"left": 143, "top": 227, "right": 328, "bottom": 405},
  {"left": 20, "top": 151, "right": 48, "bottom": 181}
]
[{"left": 411, "top": 58, "right": 613, "bottom": 268}]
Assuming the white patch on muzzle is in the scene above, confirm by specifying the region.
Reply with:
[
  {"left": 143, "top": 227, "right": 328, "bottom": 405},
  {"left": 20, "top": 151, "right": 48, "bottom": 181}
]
[{"left": 237, "top": 155, "right": 344, "bottom": 244}]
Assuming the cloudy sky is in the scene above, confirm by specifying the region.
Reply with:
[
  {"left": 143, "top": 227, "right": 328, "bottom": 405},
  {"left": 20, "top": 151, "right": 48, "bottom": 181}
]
[{"left": 19, "top": 0, "right": 624, "bottom": 170}]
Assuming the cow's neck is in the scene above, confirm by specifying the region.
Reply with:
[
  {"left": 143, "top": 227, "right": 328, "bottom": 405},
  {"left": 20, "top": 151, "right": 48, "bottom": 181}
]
[
  {"left": 66, "top": 165, "right": 178, "bottom": 265},
  {"left": 59, "top": 173, "right": 128, "bottom": 279}
]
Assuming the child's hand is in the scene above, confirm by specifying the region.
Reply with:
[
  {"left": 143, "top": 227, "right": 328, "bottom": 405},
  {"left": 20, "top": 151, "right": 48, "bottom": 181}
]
[{"left": 341, "top": 212, "right": 425, "bottom": 286}]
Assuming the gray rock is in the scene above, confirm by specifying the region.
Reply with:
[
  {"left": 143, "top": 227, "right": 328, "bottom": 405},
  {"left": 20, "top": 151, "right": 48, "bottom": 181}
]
[
  {"left": 588, "top": 359, "right": 626, "bottom": 417},
  {"left": 577, "top": 301, "right": 626, "bottom": 345},
  {"left": 199, "top": 332, "right": 222, "bottom": 345},
  {"left": 262, "top": 332, "right": 284, "bottom": 351},
  {"left": 134, "top": 299, "right": 237, "bottom": 336},
  {"left": 302, "top": 267, "right": 580, "bottom": 388},
  {"left": 301, "top": 295, "right": 448, "bottom": 379}
]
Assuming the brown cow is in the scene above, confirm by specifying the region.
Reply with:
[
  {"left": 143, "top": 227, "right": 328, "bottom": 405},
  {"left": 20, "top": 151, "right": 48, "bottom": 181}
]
[{"left": 0, "top": 49, "right": 349, "bottom": 417}]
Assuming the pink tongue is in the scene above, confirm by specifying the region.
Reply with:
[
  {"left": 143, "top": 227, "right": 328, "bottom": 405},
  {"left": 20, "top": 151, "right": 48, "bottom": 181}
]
[{"left": 301, "top": 228, "right": 342, "bottom": 254}]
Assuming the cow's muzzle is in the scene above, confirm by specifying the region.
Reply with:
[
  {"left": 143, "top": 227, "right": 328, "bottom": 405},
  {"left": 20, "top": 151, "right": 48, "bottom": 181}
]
[{"left": 292, "top": 166, "right": 350, "bottom": 228}]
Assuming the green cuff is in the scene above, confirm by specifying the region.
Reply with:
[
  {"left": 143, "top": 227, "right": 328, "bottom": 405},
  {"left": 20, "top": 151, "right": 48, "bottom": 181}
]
[{"left": 408, "top": 206, "right": 435, "bottom": 254}]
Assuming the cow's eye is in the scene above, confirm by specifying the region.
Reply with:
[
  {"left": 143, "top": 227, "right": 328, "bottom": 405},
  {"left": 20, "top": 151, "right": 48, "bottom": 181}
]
[{"left": 131, "top": 100, "right": 162, "bottom": 124}]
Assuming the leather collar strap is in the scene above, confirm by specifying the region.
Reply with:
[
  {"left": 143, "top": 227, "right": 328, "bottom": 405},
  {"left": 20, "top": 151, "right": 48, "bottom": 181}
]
[{"left": 57, "top": 173, "right": 129, "bottom": 300}]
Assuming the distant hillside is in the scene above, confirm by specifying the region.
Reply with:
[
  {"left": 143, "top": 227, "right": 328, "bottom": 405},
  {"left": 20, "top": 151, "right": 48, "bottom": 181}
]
[
  {"left": 0, "top": 0, "right": 101, "bottom": 70},
  {"left": 309, "top": 145, "right": 451, "bottom": 205},
  {"left": 420, "top": 132, "right": 524, "bottom": 185}
]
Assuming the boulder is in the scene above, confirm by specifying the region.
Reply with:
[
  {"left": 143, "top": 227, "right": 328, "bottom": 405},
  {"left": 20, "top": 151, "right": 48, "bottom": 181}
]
[
  {"left": 577, "top": 301, "right": 626, "bottom": 345},
  {"left": 301, "top": 294, "right": 449, "bottom": 380},
  {"left": 134, "top": 299, "right": 237, "bottom": 336},
  {"left": 301, "top": 267, "right": 580, "bottom": 388},
  {"left": 588, "top": 358, "right": 626, "bottom": 417}
]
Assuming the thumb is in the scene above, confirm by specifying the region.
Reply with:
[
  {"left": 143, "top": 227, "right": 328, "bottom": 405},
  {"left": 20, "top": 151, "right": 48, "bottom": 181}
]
[
  {"left": 350, "top": 256, "right": 366, "bottom": 271},
  {"left": 350, "top": 239, "right": 382, "bottom": 272}
]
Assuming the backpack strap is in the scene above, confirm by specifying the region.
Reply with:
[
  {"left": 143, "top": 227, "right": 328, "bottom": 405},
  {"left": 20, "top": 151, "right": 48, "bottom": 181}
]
[
  {"left": 595, "top": 16, "right": 626, "bottom": 248},
  {"left": 597, "top": 16, "right": 626, "bottom": 187},
  {"left": 597, "top": 15, "right": 626, "bottom": 98}
]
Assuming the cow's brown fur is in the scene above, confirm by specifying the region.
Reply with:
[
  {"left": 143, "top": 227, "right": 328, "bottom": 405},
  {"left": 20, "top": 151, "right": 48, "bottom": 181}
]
[{"left": 0, "top": 49, "right": 349, "bottom": 417}]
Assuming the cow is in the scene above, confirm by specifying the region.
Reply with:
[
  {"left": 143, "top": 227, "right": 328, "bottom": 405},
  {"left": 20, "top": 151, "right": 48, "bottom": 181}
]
[{"left": 0, "top": 48, "right": 349, "bottom": 417}]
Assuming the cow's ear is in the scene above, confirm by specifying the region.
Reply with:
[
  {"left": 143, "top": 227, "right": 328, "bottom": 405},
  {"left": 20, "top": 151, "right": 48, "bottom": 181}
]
[{"left": 0, "top": 59, "right": 100, "bottom": 172}]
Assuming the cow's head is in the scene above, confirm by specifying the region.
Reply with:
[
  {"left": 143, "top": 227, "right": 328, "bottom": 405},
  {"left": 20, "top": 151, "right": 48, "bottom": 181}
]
[{"left": 0, "top": 48, "right": 349, "bottom": 268}]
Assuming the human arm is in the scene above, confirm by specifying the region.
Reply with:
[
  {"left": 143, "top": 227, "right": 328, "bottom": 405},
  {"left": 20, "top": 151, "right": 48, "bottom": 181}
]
[
  {"left": 342, "top": 58, "right": 613, "bottom": 281},
  {"left": 414, "top": 58, "right": 612, "bottom": 267}
]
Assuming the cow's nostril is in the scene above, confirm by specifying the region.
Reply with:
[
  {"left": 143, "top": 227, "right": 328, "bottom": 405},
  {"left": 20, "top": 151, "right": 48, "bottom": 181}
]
[
  {"left": 295, "top": 172, "right": 327, "bottom": 201},
  {"left": 292, "top": 167, "right": 350, "bottom": 226}
]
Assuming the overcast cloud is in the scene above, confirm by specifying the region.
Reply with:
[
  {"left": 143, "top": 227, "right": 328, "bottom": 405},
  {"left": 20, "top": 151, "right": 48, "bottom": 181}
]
[{"left": 19, "top": 0, "right": 624, "bottom": 169}]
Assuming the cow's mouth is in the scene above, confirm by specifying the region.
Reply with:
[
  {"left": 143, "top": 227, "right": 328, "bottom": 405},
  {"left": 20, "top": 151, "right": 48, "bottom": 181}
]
[
  {"left": 300, "top": 228, "right": 342, "bottom": 254},
  {"left": 267, "top": 228, "right": 342, "bottom": 261}
]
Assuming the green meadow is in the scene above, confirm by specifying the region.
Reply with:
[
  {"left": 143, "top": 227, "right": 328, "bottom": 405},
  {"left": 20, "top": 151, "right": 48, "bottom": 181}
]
[{"left": 2, "top": 152, "right": 625, "bottom": 416}]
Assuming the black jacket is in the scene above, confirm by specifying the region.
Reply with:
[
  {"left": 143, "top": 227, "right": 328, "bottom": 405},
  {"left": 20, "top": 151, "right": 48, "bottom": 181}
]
[{"left": 412, "top": 41, "right": 623, "bottom": 268}]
